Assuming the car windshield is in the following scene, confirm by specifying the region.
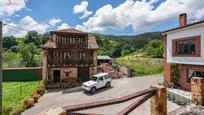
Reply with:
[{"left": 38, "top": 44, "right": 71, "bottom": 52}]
[{"left": 90, "top": 76, "right": 98, "bottom": 82}]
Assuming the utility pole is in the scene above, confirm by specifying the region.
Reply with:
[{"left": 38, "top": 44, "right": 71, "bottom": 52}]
[{"left": 0, "top": 21, "right": 2, "bottom": 113}]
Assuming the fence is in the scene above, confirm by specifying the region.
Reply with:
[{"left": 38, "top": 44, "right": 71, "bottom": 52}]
[
  {"left": 3, "top": 67, "right": 42, "bottom": 81},
  {"left": 2, "top": 81, "right": 42, "bottom": 114}
]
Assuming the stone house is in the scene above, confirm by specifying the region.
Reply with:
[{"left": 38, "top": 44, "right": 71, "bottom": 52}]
[
  {"left": 42, "top": 29, "right": 98, "bottom": 82},
  {"left": 162, "top": 13, "right": 204, "bottom": 90}
]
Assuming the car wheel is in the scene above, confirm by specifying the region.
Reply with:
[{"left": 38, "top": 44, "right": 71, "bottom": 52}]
[
  {"left": 91, "top": 87, "right": 96, "bottom": 94},
  {"left": 106, "top": 82, "right": 111, "bottom": 88}
]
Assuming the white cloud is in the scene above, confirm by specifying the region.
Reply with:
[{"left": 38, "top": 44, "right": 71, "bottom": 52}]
[
  {"left": 49, "top": 18, "right": 62, "bottom": 26},
  {"left": 0, "top": 0, "right": 26, "bottom": 17},
  {"left": 57, "top": 23, "right": 70, "bottom": 30},
  {"left": 76, "top": 0, "right": 204, "bottom": 33},
  {"left": 3, "top": 16, "right": 50, "bottom": 37},
  {"left": 73, "top": 1, "right": 93, "bottom": 19}
]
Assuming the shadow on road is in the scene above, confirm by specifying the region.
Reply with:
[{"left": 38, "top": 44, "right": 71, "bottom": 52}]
[{"left": 83, "top": 86, "right": 114, "bottom": 96}]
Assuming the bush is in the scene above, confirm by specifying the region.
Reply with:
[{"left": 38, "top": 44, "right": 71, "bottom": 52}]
[
  {"left": 170, "top": 63, "right": 180, "bottom": 87},
  {"left": 36, "top": 85, "right": 45, "bottom": 96},
  {"left": 31, "top": 92, "right": 40, "bottom": 103},
  {"left": 23, "top": 97, "right": 34, "bottom": 109},
  {"left": 167, "top": 92, "right": 191, "bottom": 106}
]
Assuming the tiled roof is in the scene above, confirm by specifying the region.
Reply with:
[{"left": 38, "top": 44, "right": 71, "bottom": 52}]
[
  {"left": 42, "top": 30, "right": 98, "bottom": 49},
  {"left": 162, "top": 20, "right": 204, "bottom": 34},
  {"left": 42, "top": 39, "right": 57, "bottom": 49},
  {"left": 51, "top": 28, "right": 86, "bottom": 34},
  {"left": 87, "top": 34, "right": 98, "bottom": 49}
]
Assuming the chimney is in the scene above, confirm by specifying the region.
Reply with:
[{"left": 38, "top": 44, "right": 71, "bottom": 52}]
[{"left": 179, "top": 13, "right": 187, "bottom": 27}]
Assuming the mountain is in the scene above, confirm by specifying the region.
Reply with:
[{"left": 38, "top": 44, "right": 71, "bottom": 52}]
[{"left": 91, "top": 32, "right": 163, "bottom": 57}]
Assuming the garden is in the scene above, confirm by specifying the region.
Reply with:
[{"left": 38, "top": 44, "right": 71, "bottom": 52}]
[{"left": 2, "top": 81, "right": 45, "bottom": 115}]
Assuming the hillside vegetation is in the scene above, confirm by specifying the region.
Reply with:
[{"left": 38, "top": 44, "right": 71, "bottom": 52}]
[
  {"left": 94, "top": 32, "right": 163, "bottom": 58},
  {"left": 2, "top": 31, "right": 163, "bottom": 68}
]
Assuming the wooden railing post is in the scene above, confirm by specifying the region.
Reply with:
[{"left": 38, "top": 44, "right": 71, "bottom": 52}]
[
  {"left": 191, "top": 77, "right": 204, "bottom": 106},
  {"left": 150, "top": 85, "right": 167, "bottom": 115}
]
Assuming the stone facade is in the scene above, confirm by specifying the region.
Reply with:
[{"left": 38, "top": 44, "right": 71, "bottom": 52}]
[
  {"left": 191, "top": 77, "right": 204, "bottom": 105},
  {"left": 42, "top": 29, "right": 98, "bottom": 82}
]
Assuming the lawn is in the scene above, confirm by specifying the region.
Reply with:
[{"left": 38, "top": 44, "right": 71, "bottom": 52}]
[
  {"left": 116, "top": 57, "right": 163, "bottom": 76},
  {"left": 2, "top": 80, "right": 43, "bottom": 114}
]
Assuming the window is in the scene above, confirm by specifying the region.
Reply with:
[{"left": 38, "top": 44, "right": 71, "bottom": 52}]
[
  {"left": 172, "top": 35, "right": 200, "bottom": 57},
  {"left": 187, "top": 69, "right": 204, "bottom": 82},
  {"left": 73, "top": 38, "right": 76, "bottom": 44},
  {"left": 79, "top": 51, "right": 85, "bottom": 60},
  {"left": 70, "top": 38, "right": 72, "bottom": 44},
  {"left": 99, "top": 76, "right": 104, "bottom": 81},
  {"left": 104, "top": 75, "right": 110, "bottom": 80},
  {"left": 63, "top": 51, "right": 71, "bottom": 59},
  {"left": 176, "top": 39, "right": 195, "bottom": 54}
]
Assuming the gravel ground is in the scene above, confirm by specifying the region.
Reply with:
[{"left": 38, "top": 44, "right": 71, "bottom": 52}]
[{"left": 22, "top": 74, "right": 180, "bottom": 115}]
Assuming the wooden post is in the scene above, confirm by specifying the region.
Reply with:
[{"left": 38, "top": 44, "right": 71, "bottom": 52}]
[
  {"left": 191, "top": 77, "right": 204, "bottom": 105},
  {"left": 150, "top": 85, "right": 167, "bottom": 115},
  {"left": 0, "top": 21, "right": 2, "bottom": 113}
]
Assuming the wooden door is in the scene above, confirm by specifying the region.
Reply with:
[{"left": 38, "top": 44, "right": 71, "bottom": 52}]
[
  {"left": 77, "top": 67, "right": 89, "bottom": 81},
  {"left": 53, "top": 70, "right": 60, "bottom": 83}
]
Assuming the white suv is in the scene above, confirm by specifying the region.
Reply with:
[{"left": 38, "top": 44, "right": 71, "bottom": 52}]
[{"left": 82, "top": 73, "right": 112, "bottom": 94}]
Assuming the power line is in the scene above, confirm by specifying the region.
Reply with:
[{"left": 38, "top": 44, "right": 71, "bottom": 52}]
[{"left": 3, "top": 23, "right": 30, "bottom": 32}]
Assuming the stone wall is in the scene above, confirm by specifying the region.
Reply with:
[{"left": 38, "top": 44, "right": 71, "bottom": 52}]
[
  {"left": 163, "top": 37, "right": 171, "bottom": 85},
  {"left": 42, "top": 50, "right": 48, "bottom": 80},
  {"left": 89, "top": 66, "right": 97, "bottom": 76},
  {"left": 48, "top": 67, "right": 77, "bottom": 81}
]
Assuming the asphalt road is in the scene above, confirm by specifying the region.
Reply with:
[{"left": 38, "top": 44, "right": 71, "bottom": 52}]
[{"left": 22, "top": 74, "right": 180, "bottom": 115}]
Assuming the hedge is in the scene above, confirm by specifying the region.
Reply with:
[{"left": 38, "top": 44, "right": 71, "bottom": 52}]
[{"left": 3, "top": 67, "right": 42, "bottom": 82}]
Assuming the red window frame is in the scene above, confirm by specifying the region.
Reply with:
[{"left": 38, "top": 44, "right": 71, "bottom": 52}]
[{"left": 172, "top": 35, "right": 201, "bottom": 57}]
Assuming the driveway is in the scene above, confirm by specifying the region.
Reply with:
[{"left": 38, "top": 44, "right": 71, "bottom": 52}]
[{"left": 22, "top": 74, "right": 180, "bottom": 115}]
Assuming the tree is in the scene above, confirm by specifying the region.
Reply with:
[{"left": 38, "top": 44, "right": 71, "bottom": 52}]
[
  {"left": 145, "top": 39, "right": 163, "bottom": 58},
  {"left": 3, "top": 36, "right": 18, "bottom": 49},
  {"left": 3, "top": 51, "right": 22, "bottom": 68},
  {"left": 25, "top": 31, "right": 41, "bottom": 47},
  {"left": 41, "top": 32, "right": 50, "bottom": 44},
  {"left": 19, "top": 43, "right": 39, "bottom": 67}
]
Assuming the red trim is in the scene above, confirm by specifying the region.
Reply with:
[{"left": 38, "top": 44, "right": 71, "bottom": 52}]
[{"left": 172, "top": 35, "right": 201, "bottom": 57}]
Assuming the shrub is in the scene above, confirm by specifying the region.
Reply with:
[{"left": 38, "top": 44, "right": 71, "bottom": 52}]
[
  {"left": 170, "top": 63, "right": 180, "bottom": 87},
  {"left": 167, "top": 92, "right": 191, "bottom": 106},
  {"left": 23, "top": 97, "right": 34, "bottom": 109},
  {"left": 36, "top": 85, "right": 45, "bottom": 96},
  {"left": 31, "top": 92, "right": 40, "bottom": 103}
]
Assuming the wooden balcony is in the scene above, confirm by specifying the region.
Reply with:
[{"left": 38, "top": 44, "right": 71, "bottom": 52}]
[
  {"left": 56, "top": 42, "right": 88, "bottom": 49},
  {"left": 47, "top": 59, "right": 94, "bottom": 67}
]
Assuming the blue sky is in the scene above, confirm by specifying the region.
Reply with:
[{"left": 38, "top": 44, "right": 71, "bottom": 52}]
[{"left": 1, "top": 0, "right": 204, "bottom": 37}]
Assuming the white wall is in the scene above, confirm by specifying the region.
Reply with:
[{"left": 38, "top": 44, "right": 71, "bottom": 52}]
[{"left": 167, "top": 25, "right": 204, "bottom": 65}]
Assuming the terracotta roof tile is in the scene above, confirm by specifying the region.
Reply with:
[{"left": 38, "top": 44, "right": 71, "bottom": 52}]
[
  {"left": 88, "top": 34, "right": 99, "bottom": 49},
  {"left": 162, "top": 20, "right": 204, "bottom": 34},
  {"left": 42, "top": 30, "right": 98, "bottom": 50},
  {"left": 51, "top": 28, "right": 86, "bottom": 34}
]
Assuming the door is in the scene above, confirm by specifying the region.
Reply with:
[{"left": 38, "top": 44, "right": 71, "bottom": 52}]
[
  {"left": 53, "top": 70, "right": 60, "bottom": 83},
  {"left": 98, "top": 76, "right": 105, "bottom": 88},
  {"left": 77, "top": 67, "right": 89, "bottom": 81}
]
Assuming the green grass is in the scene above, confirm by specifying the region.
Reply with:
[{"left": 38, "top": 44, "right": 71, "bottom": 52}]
[
  {"left": 116, "top": 57, "right": 163, "bottom": 76},
  {"left": 2, "top": 80, "right": 43, "bottom": 114}
]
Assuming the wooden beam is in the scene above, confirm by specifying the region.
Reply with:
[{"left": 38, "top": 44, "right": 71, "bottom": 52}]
[
  {"left": 64, "top": 88, "right": 156, "bottom": 113},
  {"left": 117, "top": 91, "right": 156, "bottom": 115}
]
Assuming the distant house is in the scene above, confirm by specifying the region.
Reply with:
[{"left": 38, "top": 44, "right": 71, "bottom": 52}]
[
  {"left": 162, "top": 13, "right": 204, "bottom": 90},
  {"left": 42, "top": 29, "right": 98, "bottom": 82},
  {"left": 97, "top": 56, "right": 112, "bottom": 64}
]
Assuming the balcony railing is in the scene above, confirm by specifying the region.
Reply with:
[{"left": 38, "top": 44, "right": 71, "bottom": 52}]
[{"left": 47, "top": 59, "right": 94, "bottom": 67}]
